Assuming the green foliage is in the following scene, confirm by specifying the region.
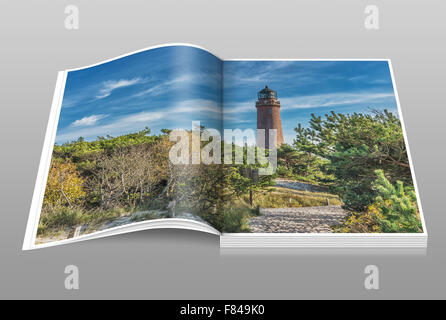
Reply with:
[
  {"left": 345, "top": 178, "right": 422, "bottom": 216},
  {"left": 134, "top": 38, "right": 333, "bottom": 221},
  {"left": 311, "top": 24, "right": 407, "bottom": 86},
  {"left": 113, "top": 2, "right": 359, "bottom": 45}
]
[
  {"left": 221, "top": 204, "right": 253, "bottom": 233},
  {"left": 294, "top": 110, "right": 413, "bottom": 211},
  {"left": 247, "top": 187, "right": 342, "bottom": 208},
  {"left": 277, "top": 143, "right": 330, "bottom": 183},
  {"left": 131, "top": 210, "right": 165, "bottom": 222},
  {"left": 40, "top": 129, "right": 271, "bottom": 235},
  {"left": 54, "top": 128, "right": 158, "bottom": 154},
  {"left": 333, "top": 210, "right": 382, "bottom": 233},
  {"left": 38, "top": 207, "right": 84, "bottom": 235},
  {"left": 276, "top": 165, "right": 294, "bottom": 178},
  {"left": 37, "top": 206, "right": 128, "bottom": 236},
  {"left": 40, "top": 129, "right": 171, "bottom": 234},
  {"left": 372, "top": 169, "right": 422, "bottom": 233},
  {"left": 52, "top": 128, "right": 164, "bottom": 174},
  {"left": 38, "top": 109, "right": 418, "bottom": 238},
  {"left": 334, "top": 170, "right": 422, "bottom": 233}
]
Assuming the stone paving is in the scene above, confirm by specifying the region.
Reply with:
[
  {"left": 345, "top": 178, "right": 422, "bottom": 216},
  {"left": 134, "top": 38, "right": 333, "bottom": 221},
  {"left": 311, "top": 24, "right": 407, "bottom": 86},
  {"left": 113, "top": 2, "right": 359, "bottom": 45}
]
[
  {"left": 248, "top": 206, "right": 349, "bottom": 233},
  {"left": 274, "top": 178, "right": 329, "bottom": 193}
]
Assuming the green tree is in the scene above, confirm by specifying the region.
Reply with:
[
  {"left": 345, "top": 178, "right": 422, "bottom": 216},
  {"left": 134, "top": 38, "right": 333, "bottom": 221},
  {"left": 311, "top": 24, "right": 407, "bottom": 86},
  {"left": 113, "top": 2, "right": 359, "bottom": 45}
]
[
  {"left": 278, "top": 143, "right": 328, "bottom": 182},
  {"left": 371, "top": 169, "right": 422, "bottom": 233},
  {"left": 294, "top": 110, "right": 413, "bottom": 211}
]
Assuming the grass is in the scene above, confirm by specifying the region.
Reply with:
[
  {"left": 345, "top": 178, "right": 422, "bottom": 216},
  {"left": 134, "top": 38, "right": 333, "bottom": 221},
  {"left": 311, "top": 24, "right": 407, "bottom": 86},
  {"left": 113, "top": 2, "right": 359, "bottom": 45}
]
[
  {"left": 37, "top": 206, "right": 129, "bottom": 236},
  {"left": 130, "top": 210, "right": 167, "bottom": 222},
  {"left": 221, "top": 202, "right": 259, "bottom": 233},
  {"left": 242, "top": 187, "right": 342, "bottom": 208},
  {"left": 38, "top": 207, "right": 84, "bottom": 235},
  {"left": 225, "top": 186, "right": 341, "bottom": 233}
]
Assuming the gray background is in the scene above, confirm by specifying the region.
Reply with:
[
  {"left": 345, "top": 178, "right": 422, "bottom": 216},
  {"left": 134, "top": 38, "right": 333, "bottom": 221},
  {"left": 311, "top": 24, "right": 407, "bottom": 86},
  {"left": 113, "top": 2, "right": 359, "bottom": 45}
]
[{"left": 0, "top": 0, "right": 445, "bottom": 299}]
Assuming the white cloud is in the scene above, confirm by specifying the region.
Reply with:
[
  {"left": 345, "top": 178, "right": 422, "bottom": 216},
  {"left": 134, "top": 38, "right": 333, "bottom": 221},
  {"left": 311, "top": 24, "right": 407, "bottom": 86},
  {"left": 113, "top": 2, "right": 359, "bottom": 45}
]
[
  {"left": 135, "top": 74, "right": 194, "bottom": 97},
  {"left": 117, "top": 110, "right": 165, "bottom": 124},
  {"left": 349, "top": 76, "right": 390, "bottom": 84},
  {"left": 71, "top": 114, "right": 108, "bottom": 127},
  {"left": 223, "top": 92, "right": 395, "bottom": 117},
  {"left": 96, "top": 78, "right": 142, "bottom": 99},
  {"left": 134, "top": 73, "right": 221, "bottom": 98},
  {"left": 59, "top": 111, "right": 163, "bottom": 142},
  {"left": 280, "top": 92, "right": 395, "bottom": 110},
  {"left": 169, "top": 99, "right": 221, "bottom": 115},
  {"left": 348, "top": 75, "right": 367, "bottom": 81},
  {"left": 223, "top": 101, "right": 252, "bottom": 115},
  {"left": 57, "top": 99, "right": 222, "bottom": 143},
  {"left": 223, "top": 61, "right": 327, "bottom": 88}
]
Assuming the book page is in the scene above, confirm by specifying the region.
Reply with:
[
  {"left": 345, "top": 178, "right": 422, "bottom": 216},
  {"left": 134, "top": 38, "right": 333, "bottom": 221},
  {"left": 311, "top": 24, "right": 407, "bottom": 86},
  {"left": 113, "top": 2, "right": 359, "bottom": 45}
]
[
  {"left": 221, "top": 59, "right": 425, "bottom": 238},
  {"left": 25, "top": 44, "right": 224, "bottom": 249}
]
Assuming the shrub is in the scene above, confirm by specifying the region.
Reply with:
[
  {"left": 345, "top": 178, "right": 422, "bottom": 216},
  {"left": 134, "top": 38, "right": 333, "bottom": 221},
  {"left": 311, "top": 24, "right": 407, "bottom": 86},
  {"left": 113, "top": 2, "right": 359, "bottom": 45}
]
[
  {"left": 294, "top": 110, "right": 413, "bottom": 212},
  {"left": 334, "top": 170, "right": 422, "bottom": 233},
  {"left": 84, "top": 207, "right": 125, "bottom": 224},
  {"left": 333, "top": 209, "right": 382, "bottom": 233},
  {"left": 221, "top": 205, "right": 253, "bottom": 233},
  {"left": 276, "top": 165, "right": 294, "bottom": 178},
  {"left": 372, "top": 169, "right": 422, "bottom": 233},
  {"left": 43, "top": 160, "right": 85, "bottom": 208},
  {"left": 38, "top": 207, "right": 84, "bottom": 235}
]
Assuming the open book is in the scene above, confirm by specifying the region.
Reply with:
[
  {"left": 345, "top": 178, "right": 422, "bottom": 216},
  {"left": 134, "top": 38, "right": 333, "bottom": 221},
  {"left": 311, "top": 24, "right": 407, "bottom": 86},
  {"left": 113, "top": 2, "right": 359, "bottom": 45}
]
[{"left": 23, "top": 44, "right": 427, "bottom": 250}]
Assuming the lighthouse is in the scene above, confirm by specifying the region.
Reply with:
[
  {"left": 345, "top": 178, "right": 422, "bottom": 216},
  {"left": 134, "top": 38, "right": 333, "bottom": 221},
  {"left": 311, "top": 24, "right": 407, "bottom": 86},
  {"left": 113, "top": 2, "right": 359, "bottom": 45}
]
[{"left": 256, "top": 85, "right": 284, "bottom": 149}]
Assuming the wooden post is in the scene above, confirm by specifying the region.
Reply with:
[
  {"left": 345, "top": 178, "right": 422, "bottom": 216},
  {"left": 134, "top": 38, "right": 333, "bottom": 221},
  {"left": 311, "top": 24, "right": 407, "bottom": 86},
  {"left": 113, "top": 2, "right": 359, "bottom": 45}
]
[
  {"left": 250, "top": 169, "right": 259, "bottom": 208},
  {"left": 252, "top": 169, "right": 259, "bottom": 183},
  {"left": 249, "top": 190, "right": 253, "bottom": 207},
  {"left": 241, "top": 167, "right": 259, "bottom": 208},
  {"left": 73, "top": 226, "right": 82, "bottom": 237},
  {"left": 167, "top": 200, "right": 176, "bottom": 218}
]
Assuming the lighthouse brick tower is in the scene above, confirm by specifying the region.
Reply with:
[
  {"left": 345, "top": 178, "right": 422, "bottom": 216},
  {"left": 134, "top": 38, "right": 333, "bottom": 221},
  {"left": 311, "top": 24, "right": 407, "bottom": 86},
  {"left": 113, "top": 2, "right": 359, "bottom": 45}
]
[{"left": 256, "top": 85, "right": 284, "bottom": 149}]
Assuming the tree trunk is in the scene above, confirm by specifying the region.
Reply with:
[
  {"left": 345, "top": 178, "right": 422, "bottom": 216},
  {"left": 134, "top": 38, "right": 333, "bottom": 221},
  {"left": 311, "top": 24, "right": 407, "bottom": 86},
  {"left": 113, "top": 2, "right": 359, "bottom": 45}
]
[
  {"left": 139, "top": 182, "right": 144, "bottom": 204},
  {"left": 60, "top": 183, "right": 72, "bottom": 208}
]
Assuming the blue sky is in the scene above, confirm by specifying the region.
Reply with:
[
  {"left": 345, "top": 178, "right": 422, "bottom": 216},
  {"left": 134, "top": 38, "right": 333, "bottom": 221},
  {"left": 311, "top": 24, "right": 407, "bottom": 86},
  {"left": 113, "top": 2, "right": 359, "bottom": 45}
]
[
  {"left": 56, "top": 46, "right": 222, "bottom": 143},
  {"left": 223, "top": 60, "right": 398, "bottom": 143},
  {"left": 56, "top": 45, "right": 398, "bottom": 144}
]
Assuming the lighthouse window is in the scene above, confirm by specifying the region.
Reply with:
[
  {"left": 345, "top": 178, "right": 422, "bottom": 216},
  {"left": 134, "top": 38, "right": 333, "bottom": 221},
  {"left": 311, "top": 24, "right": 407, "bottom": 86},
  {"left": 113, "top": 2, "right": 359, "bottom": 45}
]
[{"left": 268, "top": 109, "right": 272, "bottom": 115}]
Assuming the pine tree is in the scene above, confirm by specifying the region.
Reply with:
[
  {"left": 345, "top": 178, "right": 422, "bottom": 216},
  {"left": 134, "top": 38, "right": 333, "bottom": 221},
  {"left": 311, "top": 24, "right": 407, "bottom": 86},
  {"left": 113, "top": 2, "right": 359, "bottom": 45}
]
[
  {"left": 372, "top": 169, "right": 422, "bottom": 233},
  {"left": 294, "top": 110, "right": 413, "bottom": 211}
]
